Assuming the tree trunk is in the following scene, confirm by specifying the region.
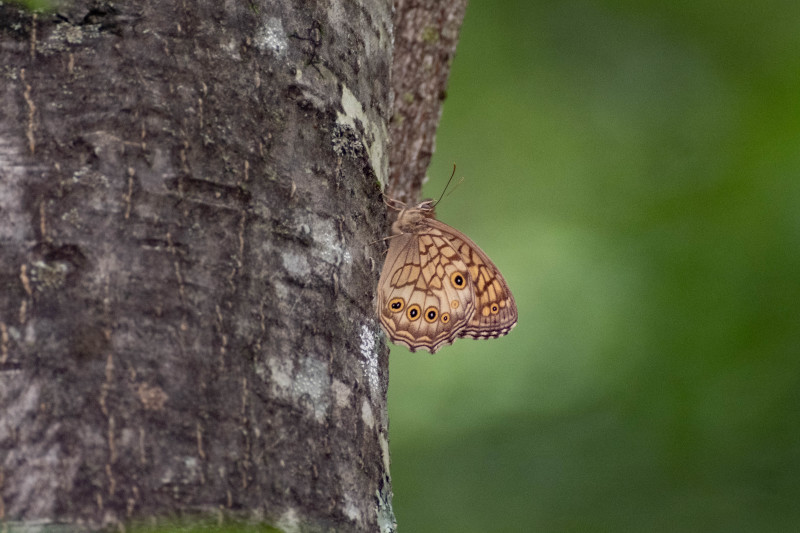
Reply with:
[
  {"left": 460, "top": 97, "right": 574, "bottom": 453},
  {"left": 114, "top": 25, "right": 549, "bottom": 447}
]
[
  {"left": 0, "top": 0, "right": 395, "bottom": 531},
  {"left": 389, "top": 0, "right": 468, "bottom": 204},
  {"left": 1, "top": 0, "right": 467, "bottom": 529}
]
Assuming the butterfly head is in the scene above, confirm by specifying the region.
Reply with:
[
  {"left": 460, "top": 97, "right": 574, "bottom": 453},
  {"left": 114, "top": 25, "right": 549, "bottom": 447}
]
[
  {"left": 392, "top": 199, "right": 437, "bottom": 235},
  {"left": 383, "top": 194, "right": 437, "bottom": 234},
  {"left": 415, "top": 199, "right": 437, "bottom": 213}
]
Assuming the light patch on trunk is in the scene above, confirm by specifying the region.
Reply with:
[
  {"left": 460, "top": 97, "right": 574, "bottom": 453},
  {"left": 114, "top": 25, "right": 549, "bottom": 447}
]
[
  {"left": 359, "top": 323, "right": 380, "bottom": 399},
  {"left": 338, "top": 84, "right": 389, "bottom": 187},
  {"left": 331, "top": 378, "right": 351, "bottom": 408},
  {"left": 255, "top": 17, "right": 287, "bottom": 56},
  {"left": 361, "top": 397, "right": 375, "bottom": 429}
]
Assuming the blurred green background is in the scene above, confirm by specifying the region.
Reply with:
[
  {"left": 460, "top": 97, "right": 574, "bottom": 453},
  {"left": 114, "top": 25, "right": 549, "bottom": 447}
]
[{"left": 387, "top": 0, "right": 800, "bottom": 531}]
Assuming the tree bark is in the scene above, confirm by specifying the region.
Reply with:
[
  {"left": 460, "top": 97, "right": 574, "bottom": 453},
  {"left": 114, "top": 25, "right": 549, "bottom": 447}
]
[
  {"left": 0, "top": 1, "right": 395, "bottom": 531},
  {"left": 389, "top": 0, "right": 468, "bottom": 204}
]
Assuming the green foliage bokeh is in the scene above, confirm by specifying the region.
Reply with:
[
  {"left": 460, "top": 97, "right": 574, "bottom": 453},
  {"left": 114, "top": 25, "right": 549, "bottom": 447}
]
[
  {"left": 388, "top": 0, "right": 800, "bottom": 531},
  {"left": 6, "top": 0, "right": 54, "bottom": 12}
]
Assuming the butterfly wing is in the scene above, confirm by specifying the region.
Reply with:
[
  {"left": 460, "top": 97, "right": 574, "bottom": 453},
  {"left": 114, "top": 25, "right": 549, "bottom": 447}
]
[
  {"left": 377, "top": 230, "right": 476, "bottom": 353},
  {"left": 427, "top": 219, "right": 518, "bottom": 339}
]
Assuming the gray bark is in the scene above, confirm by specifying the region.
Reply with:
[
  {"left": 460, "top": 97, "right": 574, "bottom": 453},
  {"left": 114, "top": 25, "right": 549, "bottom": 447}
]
[
  {"left": 0, "top": 1, "right": 395, "bottom": 531},
  {"left": 389, "top": 0, "right": 468, "bottom": 204}
]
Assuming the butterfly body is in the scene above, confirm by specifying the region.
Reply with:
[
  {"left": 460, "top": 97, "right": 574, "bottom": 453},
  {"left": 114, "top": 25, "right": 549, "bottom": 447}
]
[{"left": 378, "top": 200, "right": 517, "bottom": 353}]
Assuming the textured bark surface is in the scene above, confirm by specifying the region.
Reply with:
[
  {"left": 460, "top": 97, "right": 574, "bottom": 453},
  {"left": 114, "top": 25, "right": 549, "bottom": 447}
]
[
  {"left": 0, "top": 1, "right": 394, "bottom": 531},
  {"left": 388, "top": 0, "right": 468, "bottom": 204}
]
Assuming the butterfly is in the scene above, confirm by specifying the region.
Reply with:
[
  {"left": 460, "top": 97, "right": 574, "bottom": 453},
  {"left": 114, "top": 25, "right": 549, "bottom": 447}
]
[{"left": 377, "top": 184, "right": 517, "bottom": 353}]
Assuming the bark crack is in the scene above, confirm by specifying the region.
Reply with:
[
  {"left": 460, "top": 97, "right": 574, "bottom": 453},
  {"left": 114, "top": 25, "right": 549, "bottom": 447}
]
[{"left": 20, "top": 69, "right": 36, "bottom": 155}]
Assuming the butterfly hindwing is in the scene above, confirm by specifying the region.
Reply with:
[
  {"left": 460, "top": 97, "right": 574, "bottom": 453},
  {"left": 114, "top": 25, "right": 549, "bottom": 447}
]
[{"left": 427, "top": 219, "right": 518, "bottom": 339}]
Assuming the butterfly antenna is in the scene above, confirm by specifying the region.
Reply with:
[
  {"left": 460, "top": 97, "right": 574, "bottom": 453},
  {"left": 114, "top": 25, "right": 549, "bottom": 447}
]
[
  {"left": 433, "top": 164, "right": 461, "bottom": 207},
  {"left": 446, "top": 175, "right": 465, "bottom": 199}
]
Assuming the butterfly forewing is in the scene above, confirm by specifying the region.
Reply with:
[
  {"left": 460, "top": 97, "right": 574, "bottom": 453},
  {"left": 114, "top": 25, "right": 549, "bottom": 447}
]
[{"left": 377, "top": 229, "right": 476, "bottom": 353}]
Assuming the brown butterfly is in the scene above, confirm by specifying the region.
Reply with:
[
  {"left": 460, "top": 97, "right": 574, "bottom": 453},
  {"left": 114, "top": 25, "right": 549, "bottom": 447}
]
[{"left": 377, "top": 187, "right": 517, "bottom": 353}]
